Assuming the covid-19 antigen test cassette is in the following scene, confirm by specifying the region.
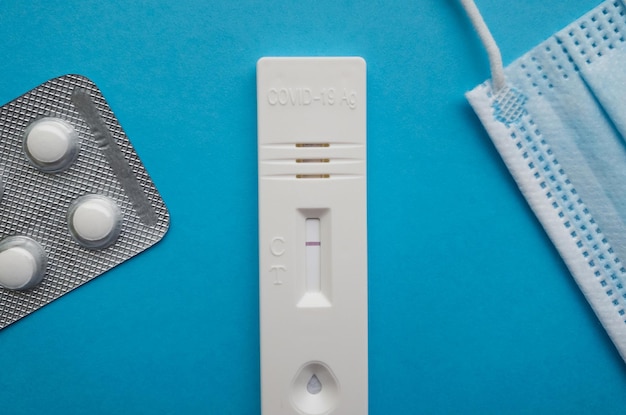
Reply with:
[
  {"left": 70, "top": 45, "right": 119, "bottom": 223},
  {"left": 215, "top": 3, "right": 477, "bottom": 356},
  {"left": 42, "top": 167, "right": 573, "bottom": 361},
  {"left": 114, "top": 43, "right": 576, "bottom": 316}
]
[{"left": 257, "top": 57, "right": 368, "bottom": 415}]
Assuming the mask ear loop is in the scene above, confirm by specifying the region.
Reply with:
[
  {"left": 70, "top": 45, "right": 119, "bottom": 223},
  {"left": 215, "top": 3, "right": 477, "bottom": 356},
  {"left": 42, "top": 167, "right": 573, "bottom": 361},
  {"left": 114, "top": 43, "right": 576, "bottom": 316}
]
[{"left": 460, "top": 0, "right": 506, "bottom": 92}]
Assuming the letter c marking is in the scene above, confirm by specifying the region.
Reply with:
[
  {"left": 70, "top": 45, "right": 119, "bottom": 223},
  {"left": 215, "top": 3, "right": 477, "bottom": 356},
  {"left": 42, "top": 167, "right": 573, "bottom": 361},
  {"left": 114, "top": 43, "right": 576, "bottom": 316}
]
[{"left": 270, "top": 237, "right": 285, "bottom": 256}]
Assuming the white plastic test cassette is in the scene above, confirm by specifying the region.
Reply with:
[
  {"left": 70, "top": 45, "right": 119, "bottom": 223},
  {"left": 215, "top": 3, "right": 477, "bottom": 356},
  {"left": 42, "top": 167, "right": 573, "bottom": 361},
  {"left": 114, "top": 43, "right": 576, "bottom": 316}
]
[{"left": 257, "top": 57, "right": 368, "bottom": 415}]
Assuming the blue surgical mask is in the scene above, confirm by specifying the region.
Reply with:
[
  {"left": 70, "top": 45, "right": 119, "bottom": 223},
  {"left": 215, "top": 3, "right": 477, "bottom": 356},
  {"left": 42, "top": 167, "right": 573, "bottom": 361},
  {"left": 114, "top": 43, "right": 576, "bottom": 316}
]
[{"left": 466, "top": 0, "right": 626, "bottom": 361}]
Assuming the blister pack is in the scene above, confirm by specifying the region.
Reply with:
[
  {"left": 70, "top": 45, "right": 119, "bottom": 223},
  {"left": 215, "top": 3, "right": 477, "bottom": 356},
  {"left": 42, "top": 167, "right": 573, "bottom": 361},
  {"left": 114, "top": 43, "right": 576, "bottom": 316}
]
[{"left": 0, "top": 74, "right": 169, "bottom": 329}]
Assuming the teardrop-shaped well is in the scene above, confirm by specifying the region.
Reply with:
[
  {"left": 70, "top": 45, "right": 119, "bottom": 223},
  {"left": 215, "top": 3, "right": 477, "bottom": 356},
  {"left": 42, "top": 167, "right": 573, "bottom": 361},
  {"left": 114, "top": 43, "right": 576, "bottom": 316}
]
[
  {"left": 291, "top": 361, "right": 339, "bottom": 414},
  {"left": 306, "top": 374, "right": 322, "bottom": 395}
]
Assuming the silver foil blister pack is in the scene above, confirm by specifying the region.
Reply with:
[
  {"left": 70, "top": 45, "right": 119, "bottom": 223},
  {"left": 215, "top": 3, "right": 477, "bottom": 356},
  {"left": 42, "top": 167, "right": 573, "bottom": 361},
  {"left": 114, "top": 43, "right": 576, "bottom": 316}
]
[{"left": 0, "top": 74, "right": 169, "bottom": 328}]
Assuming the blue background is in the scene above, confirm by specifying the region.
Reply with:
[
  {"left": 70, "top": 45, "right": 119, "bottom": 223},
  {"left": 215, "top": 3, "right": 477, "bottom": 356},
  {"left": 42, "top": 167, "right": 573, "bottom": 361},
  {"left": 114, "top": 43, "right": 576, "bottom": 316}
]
[{"left": 1, "top": 0, "right": 625, "bottom": 414}]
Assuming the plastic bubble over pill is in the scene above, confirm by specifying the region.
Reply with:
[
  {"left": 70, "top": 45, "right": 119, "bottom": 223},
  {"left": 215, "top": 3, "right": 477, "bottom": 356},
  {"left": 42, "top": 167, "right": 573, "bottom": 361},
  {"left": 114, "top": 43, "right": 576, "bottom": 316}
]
[
  {"left": 23, "top": 117, "right": 80, "bottom": 172},
  {"left": 0, "top": 236, "right": 47, "bottom": 291},
  {"left": 67, "top": 194, "right": 122, "bottom": 250}
]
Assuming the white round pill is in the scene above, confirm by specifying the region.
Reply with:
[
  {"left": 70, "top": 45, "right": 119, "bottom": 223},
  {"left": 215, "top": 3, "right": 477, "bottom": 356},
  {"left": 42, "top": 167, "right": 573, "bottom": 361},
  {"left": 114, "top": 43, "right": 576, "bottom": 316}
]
[
  {"left": 0, "top": 236, "right": 47, "bottom": 290},
  {"left": 23, "top": 117, "right": 79, "bottom": 172},
  {"left": 68, "top": 195, "right": 122, "bottom": 249}
]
